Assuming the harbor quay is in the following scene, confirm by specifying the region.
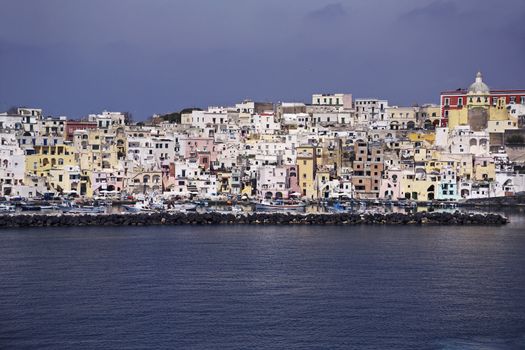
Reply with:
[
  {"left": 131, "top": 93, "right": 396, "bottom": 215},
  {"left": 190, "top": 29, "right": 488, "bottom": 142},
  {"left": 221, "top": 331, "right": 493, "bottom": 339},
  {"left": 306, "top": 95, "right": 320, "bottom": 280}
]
[{"left": 0, "top": 211, "right": 508, "bottom": 229}]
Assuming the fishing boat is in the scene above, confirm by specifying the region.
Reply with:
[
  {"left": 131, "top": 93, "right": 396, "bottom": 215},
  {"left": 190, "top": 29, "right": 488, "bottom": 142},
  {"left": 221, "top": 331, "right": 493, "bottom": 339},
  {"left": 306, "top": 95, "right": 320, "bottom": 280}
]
[
  {"left": 59, "top": 200, "right": 106, "bottom": 214},
  {"left": 122, "top": 202, "right": 156, "bottom": 213},
  {"left": 39, "top": 202, "right": 58, "bottom": 210},
  {"left": 0, "top": 204, "right": 15, "bottom": 212},
  {"left": 212, "top": 205, "right": 244, "bottom": 215},
  {"left": 21, "top": 204, "right": 42, "bottom": 211},
  {"left": 166, "top": 203, "right": 198, "bottom": 212},
  {"left": 397, "top": 200, "right": 417, "bottom": 208},
  {"left": 255, "top": 200, "right": 306, "bottom": 212},
  {"left": 67, "top": 205, "right": 106, "bottom": 214},
  {"left": 328, "top": 202, "right": 347, "bottom": 213}
]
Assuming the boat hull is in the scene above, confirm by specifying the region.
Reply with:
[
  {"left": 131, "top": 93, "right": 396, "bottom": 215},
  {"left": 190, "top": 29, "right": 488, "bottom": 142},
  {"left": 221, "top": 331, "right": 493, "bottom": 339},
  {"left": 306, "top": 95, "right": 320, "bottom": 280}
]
[{"left": 255, "top": 203, "right": 306, "bottom": 212}]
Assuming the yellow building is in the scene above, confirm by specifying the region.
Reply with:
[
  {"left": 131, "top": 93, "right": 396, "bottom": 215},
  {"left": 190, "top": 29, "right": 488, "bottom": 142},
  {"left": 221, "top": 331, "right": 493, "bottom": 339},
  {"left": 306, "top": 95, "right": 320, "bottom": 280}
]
[
  {"left": 400, "top": 173, "right": 440, "bottom": 201},
  {"left": 424, "top": 159, "right": 449, "bottom": 174},
  {"left": 473, "top": 156, "right": 495, "bottom": 181},
  {"left": 315, "top": 169, "right": 331, "bottom": 199},
  {"left": 316, "top": 138, "right": 343, "bottom": 177},
  {"left": 72, "top": 128, "right": 124, "bottom": 197},
  {"left": 25, "top": 145, "right": 78, "bottom": 194},
  {"left": 296, "top": 145, "right": 317, "bottom": 199},
  {"left": 417, "top": 105, "right": 441, "bottom": 129},
  {"left": 241, "top": 184, "right": 253, "bottom": 197},
  {"left": 447, "top": 73, "right": 514, "bottom": 130},
  {"left": 447, "top": 108, "right": 468, "bottom": 129},
  {"left": 414, "top": 146, "right": 439, "bottom": 162},
  {"left": 487, "top": 119, "right": 518, "bottom": 133},
  {"left": 408, "top": 131, "right": 435, "bottom": 145},
  {"left": 25, "top": 145, "right": 77, "bottom": 178},
  {"left": 440, "top": 153, "right": 474, "bottom": 180},
  {"left": 48, "top": 166, "right": 81, "bottom": 194}
]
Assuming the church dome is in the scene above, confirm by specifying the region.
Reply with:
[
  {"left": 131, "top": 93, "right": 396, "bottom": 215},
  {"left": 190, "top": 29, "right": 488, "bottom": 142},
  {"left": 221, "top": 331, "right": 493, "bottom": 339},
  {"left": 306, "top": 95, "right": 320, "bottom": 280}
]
[{"left": 468, "top": 71, "right": 490, "bottom": 94}]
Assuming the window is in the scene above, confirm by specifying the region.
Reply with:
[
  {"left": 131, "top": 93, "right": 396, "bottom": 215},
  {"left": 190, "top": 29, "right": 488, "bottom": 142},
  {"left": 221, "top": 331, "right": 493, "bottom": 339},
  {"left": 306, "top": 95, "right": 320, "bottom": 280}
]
[
  {"left": 458, "top": 97, "right": 463, "bottom": 106},
  {"left": 521, "top": 96, "right": 525, "bottom": 104},
  {"left": 444, "top": 98, "right": 450, "bottom": 106}
]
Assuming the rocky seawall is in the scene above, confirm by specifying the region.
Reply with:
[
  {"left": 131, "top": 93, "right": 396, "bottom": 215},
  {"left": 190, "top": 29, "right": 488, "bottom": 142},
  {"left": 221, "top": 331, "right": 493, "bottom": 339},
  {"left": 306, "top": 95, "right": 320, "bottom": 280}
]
[{"left": 0, "top": 211, "right": 508, "bottom": 228}]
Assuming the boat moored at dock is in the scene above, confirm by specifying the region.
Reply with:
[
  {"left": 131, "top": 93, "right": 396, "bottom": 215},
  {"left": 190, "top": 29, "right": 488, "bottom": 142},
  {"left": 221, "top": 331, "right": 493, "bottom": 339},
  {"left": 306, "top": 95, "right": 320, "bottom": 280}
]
[{"left": 255, "top": 200, "right": 306, "bottom": 212}]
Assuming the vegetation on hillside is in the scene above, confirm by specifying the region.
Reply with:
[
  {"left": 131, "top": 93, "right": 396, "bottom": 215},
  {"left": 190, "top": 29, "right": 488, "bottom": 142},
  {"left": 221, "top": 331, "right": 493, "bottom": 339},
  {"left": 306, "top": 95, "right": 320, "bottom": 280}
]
[{"left": 155, "top": 108, "right": 202, "bottom": 124}]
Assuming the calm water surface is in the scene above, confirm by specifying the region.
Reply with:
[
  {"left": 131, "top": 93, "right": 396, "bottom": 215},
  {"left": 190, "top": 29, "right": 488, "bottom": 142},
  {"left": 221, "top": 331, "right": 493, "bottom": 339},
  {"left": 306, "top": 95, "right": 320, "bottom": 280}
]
[{"left": 1, "top": 214, "right": 525, "bottom": 349}]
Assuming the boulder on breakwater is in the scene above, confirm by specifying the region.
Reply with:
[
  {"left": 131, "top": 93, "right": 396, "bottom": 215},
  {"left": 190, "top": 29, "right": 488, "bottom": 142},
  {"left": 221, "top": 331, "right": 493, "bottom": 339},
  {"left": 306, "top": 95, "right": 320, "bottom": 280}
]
[{"left": 0, "top": 211, "right": 508, "bottom": 229}]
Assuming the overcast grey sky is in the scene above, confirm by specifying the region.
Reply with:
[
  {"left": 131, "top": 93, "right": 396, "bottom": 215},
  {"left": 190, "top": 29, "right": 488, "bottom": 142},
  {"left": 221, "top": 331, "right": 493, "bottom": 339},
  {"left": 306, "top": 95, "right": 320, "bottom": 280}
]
[{"left": 1, "top": 0, "right": 524, "bottom": 119}]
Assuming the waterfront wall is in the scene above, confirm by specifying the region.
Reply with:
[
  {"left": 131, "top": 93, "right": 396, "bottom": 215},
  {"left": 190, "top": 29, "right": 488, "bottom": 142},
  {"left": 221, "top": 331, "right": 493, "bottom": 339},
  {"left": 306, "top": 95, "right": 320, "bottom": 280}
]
[
  {"left": 463, "top": 193, "right": 525, "bottom": 206},
  {"left": 0, "top": 211, "right": 508, "bottom": 229}
]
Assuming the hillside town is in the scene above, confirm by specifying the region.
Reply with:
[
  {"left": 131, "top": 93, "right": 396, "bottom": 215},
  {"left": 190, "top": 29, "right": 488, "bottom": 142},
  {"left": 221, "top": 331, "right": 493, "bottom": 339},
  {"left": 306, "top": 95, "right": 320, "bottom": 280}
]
[{"left": 1, "top": 72, "right": 525, "bottom": 205}]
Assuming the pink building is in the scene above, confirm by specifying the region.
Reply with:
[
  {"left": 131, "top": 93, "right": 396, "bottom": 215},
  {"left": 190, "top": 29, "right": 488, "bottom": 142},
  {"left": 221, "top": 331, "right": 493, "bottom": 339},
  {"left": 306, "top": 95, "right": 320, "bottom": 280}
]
[
  {"left": 92, "top": 170, "right": 125, "bottom": 194},
  {"left": 286, "top": 165, "right": 301, "bottom": 196},
  {"left": 379, "top": 168, "right": 403, "bottom": 200},
  {"left": 183, "top": 137, "right": 217, "bottom": 170},
  {"left": 257, "top": 165, "right": 300, "bottom": 199}
]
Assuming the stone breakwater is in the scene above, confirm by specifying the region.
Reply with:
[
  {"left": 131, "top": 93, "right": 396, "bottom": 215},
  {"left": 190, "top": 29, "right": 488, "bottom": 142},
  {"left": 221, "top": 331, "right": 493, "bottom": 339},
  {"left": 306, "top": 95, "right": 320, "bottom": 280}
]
[{"left": 0, "top": 211, "right": 508, "bottom": 228}]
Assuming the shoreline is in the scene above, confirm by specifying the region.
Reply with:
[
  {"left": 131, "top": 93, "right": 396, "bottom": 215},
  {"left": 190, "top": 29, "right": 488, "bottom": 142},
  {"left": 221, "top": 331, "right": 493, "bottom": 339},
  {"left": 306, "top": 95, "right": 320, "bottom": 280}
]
[{"left": 0, "top": 211, "right": 508, "bottom": 229}]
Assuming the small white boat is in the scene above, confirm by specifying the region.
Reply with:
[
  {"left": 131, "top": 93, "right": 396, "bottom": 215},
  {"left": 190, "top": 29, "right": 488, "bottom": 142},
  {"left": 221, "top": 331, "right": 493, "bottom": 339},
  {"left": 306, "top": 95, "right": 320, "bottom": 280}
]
[
  {"left": 231, "top": 206, "right": 243, "bottom": 213},
  {"left": 255, "top": 200, "right": 306, "bottom": 212},
  {"left": 0, "top": 204, "right": 15, "bottom": 212},
  {"left": 167, "top": 203, "right": 198, "bottom": 212},
  {"left": 59, "top": 200, "right": 104, "bottom": 214},
  {"left": 213, "top": 206, "right": 244, "bottom": 215},
  {"left": 67, "top": 205, "right": 106, "bottom": 214},
  {"left": 123, "top": 202, "right": 156, "bottom": 213}
]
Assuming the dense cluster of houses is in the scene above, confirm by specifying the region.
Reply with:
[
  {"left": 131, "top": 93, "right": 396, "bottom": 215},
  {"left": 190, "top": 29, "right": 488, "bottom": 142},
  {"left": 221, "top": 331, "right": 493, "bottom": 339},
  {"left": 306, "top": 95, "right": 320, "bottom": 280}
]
[{"left": 1, "top": 72, "right": 525, "bottom": 202}]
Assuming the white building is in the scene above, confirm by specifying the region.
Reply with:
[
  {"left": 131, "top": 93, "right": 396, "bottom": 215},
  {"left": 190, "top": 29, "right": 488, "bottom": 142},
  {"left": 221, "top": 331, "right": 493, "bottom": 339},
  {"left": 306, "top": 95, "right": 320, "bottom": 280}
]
[
  {"left": 355, "top": 99, "right": 389, "bottom": 126},
  {"left": 312, "top": 93, "right": 353, "bottom": 109},
  {"left": 0, "top": 132, "right": 26, "bottom": 196}
]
